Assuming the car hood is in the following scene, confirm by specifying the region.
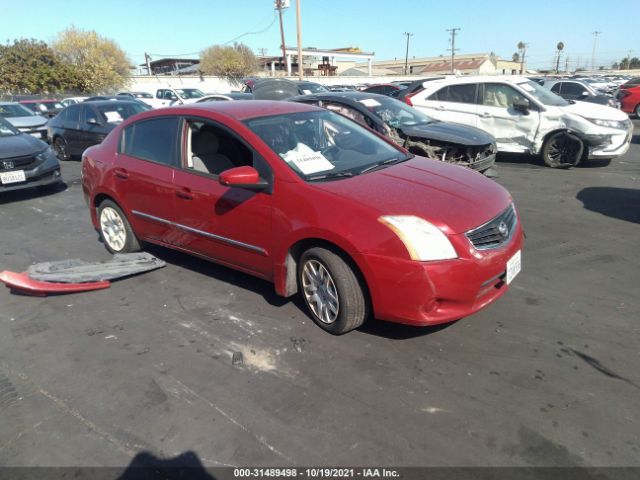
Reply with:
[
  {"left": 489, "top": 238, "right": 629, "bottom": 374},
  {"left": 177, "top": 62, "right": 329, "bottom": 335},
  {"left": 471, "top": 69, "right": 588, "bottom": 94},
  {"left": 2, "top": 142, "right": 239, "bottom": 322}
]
[
  {"left": 562, "top": 100, "right": 627, "bottom": 120},
  {"left": 311, "top": 157, "right": 511, "bottom": 234},
  {"left": 400, "top": 121, "right": 495, "bottom": 146},
  {"left": 0, "top": 134, "right": 47, "bottom": 159},
  {"left": 5, "top": 115, "right": 48, "bottom": 128}
]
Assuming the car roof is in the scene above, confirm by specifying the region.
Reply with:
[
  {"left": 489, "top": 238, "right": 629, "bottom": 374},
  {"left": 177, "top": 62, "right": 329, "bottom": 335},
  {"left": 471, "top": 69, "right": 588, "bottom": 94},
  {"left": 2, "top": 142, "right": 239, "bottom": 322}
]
[
  {"left": 144, "top": 100, "right": 322, "bottom": 121},
  {"left": 19, "top": 99, "right": 59, "bottom": 103},
  {"left": 291, "top": 91, "right": 389, "bottom": 103}
]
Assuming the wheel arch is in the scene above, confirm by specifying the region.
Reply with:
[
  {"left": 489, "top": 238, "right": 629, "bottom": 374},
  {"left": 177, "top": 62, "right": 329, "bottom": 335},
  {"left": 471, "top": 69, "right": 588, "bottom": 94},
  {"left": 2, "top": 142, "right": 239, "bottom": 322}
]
[{"left": 279, "top": 237, "right": 372, "bottom": 305}]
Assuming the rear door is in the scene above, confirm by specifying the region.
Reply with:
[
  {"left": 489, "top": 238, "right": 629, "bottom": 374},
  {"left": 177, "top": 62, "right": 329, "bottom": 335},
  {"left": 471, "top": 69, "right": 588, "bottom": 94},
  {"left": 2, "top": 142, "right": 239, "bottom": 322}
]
[
  {"left": 476, "top": 82, "right": 540, "bottom": 152},
  {"left": 414, "top": 83, "right": 479, "bottom": 127},
  {"left": 62, "top": 105, "right": 82, "bottom": 154},
  {"left": 115, "top": 116, "right": 181, "bottom": 243},
  {"left": 170, "top": 117, "right": 274, "bottom": 278}
]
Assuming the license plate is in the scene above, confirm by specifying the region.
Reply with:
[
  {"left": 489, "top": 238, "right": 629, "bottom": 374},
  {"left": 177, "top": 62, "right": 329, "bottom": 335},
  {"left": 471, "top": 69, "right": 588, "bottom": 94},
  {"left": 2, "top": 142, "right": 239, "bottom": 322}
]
[
  {"left": 506, "top": 250, "right": 521, "bottom": 285},
  {"left": 0, "top": 170, "right": 26, "bottom": 184}
]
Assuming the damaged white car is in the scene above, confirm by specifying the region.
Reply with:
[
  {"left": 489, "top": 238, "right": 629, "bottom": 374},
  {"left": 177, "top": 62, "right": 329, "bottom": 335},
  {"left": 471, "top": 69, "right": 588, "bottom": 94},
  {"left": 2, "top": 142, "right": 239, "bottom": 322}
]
[{"left": 406, "top": 76, "right": 633, "bottom": 168}]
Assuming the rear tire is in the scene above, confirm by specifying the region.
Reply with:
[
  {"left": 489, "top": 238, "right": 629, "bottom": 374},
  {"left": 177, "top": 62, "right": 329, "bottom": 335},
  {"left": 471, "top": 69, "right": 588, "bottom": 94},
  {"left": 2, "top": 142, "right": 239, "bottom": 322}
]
[
  {"left": 97, "top": 200, "right": 141, "bottom": 254},
  {"left": 542, "top": 131, "right": 584, "bottom": 168},
  {"left": 53, "top": 136, "right": 70, "bottom": 161},
  {"left": 298, "top": 247, "right": 368, "bottom": 335}
]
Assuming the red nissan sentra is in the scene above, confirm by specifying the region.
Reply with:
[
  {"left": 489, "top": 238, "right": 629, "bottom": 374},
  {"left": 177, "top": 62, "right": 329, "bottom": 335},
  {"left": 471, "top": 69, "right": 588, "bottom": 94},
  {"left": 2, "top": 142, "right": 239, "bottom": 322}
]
[{"left": 82, "top": 101, "right": 523, "bottom": 334}]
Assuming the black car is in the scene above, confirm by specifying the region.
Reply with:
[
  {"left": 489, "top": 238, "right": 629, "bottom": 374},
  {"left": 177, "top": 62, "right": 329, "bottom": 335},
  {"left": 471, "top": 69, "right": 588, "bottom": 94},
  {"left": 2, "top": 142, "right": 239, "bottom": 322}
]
[
  {"left": 290, "top": 91, "right": 497, "bottom": 175},
  {"left": 0, "top": 117, "right": 62, "bottom": 193},
  {"left": 47, "top": 100, "right": 148, "bottom": 161},
  {"left": 390, "top": 77, "right": 445, "bottom": 102},
  {"left": 544, "top": 80, "right": 619, "bottom": 108}
]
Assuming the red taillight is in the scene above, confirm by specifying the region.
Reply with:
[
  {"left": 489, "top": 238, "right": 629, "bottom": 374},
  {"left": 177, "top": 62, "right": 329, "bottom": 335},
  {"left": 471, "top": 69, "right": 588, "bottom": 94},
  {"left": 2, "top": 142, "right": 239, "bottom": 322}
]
[{"left": 404, "top": 92, "right": 415, "bottom": 106}]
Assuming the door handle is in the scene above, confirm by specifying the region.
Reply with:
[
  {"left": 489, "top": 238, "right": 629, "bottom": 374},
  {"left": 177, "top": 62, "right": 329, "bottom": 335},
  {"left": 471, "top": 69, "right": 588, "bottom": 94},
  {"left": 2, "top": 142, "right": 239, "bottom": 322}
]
[
  {"left": 479, "top": 112, "right": 491, "bottom": 118},
  {"left": 114, "top": 168, "right": 129, "bottom": 179},
  {"left": 175, "top": 188, "right": 193, "bottom": 200},
  {"left": 436, "top": 105, "right": 445, "bottom": 111}
]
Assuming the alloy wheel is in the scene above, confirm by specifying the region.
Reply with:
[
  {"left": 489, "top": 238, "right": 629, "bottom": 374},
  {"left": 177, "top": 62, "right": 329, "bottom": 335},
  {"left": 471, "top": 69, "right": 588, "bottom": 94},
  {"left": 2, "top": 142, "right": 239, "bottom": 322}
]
[
  {"left": 301, "top": 259, "right": 340, "bottom": 324},
  {"left": 100, "top": 207, "right": 127, "bottom": 252}
]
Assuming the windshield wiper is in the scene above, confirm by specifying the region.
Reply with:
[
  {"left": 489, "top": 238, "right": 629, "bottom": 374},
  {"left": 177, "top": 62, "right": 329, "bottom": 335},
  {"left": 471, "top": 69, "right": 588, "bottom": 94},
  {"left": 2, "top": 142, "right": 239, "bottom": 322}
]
[
  {"left": 307, "top": 171, "right": 355, "bottom": 182},
  {"left": 359, "top": 155, "right": 410, "bottom": 175}
]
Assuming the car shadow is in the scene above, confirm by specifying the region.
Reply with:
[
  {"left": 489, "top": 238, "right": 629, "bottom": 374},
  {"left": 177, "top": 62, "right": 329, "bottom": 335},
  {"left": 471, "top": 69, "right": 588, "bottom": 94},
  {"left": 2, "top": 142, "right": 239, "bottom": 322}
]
[
  {"left": 116, "top": 450, "right": 217, "bottom": 480},
  {"left": 0, "top": 181, "right": 67, "bottom": 205},
  {"left": 495, "top": 152, "right": 545, "bottom": 168},
  {"left": 142, "top": 244, "right": 290, "bottom": 308},
  {"left": 141, "top": 244, "right": 456, "bottom": 339},
  {"left": 576, "top": 187, "right": 640, "bottom": 224}
]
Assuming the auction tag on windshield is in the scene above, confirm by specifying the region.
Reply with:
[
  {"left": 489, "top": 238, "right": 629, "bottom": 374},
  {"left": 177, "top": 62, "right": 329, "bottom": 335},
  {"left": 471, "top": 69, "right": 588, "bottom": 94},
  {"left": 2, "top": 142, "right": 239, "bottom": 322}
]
[
  {"left": 104, "top": 111, "right": 123, "bottom": 123},
  {"left": 358, "top": 98, "right": 381, "bottom": 107},
  {"left": 281, "top": 143, "right": 335, "bottom": 175}
]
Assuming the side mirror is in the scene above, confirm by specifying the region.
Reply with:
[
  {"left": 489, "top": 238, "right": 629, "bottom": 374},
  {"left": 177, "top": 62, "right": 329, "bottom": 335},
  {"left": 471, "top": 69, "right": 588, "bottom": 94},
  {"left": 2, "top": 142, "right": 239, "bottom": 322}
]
[
  {"left": 513, "top": 98, "right": 530, "bottom": 114},
  {"left": 219, "top": 166, "right": 268, "bottom": 191},
  {"left": 87, "top": 118, "right": 100, "bottom": 125},
  {"left": 581, "top": 91, "right": 590, "bottom": 98}
]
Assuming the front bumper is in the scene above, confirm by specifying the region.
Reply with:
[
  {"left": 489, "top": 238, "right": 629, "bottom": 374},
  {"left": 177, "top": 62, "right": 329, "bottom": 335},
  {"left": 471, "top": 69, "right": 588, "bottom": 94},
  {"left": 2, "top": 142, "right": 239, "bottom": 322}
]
[
  {"left": 17, "top": 127, "right": 48, "bottom": 141},
  {"left": 0, "top": 155, "right": 62, "bottom": 193},
  {"left": 355, "top": 221, "right": 524, "bottom": 326},
  {"left": 584, "top": 124, "right": 634, "bottom": 159}
]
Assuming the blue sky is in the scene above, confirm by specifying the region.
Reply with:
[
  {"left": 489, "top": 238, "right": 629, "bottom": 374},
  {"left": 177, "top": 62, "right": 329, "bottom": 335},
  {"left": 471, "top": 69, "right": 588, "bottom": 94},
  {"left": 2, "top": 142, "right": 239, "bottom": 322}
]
[{"left": 1, "top": 0, "right": 638, "bottom": 70}]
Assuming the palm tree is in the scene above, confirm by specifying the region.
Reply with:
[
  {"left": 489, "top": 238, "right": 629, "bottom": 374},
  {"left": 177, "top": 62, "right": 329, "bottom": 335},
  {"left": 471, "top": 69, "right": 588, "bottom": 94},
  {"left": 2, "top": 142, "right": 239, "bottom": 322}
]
[
  {"left": 512, "top": 52, "right": 520, "bottom": 62},
  {"left": 517, "top": 41, "right": 527, "bottom": 73},
  {"left": 556, "top": 42, "right": 565, "bottom": 73}
]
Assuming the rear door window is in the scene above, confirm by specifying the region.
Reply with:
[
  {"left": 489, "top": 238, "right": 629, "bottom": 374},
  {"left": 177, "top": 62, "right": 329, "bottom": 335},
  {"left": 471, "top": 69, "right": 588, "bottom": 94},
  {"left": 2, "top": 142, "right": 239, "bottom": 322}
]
[
  {"left": 429, "top": 84, "right": 477, "bottom": 104},
  {"left": 66, "top": 105, "right": 81, "bottom": 125},
  {"left": 121, "top": 117, "right": 180, "bottom": 166}
]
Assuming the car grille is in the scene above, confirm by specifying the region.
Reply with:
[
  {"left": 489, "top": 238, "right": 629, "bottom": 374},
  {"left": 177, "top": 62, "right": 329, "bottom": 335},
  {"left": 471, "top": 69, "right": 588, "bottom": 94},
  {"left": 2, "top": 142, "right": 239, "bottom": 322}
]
[
  {"left": 0, "top": 154, "right": 37, "bottom": 171},
  {"left": 466, "top": 204, "right": 517, "bottom": 250}
]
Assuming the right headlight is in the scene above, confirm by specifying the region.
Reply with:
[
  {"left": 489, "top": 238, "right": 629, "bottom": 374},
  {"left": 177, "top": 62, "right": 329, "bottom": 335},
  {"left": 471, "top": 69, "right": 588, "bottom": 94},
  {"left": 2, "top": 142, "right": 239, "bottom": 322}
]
[{"left": 379, "top": 215, "right": 458, "bottom": 261}]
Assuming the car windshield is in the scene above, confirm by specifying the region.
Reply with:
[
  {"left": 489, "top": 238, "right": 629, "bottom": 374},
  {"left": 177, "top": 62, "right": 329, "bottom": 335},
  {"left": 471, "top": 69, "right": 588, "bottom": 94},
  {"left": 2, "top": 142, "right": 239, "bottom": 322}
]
[
  {"left": 516, "top": 80, "right": 568, "bottom": 106},
  {"left": 245, "top": 110, "right": 411, "bottom": 181},
  {"left": 133, "top": 92, "right": 153, "bottom": 98},
  {"left": 356, "top": 96, "right": 435, "bottom": 128},
  {"left": 299, "top": 83, "right": 329, "bottom": 94},
  {"left": 39, "top": 102, "right": 63, "bottom": 111},
  {"left": 97, "top": 103, "right": 147, "bottom": 124},
  {"left": 175, "top": 89, "right": 205, "bottom": 99},
  {"left": 0, "top": 104, "right": 36, "bottom": 117},
  {"left": 0, "top": 117, "right": 20, "bottom": 137}
]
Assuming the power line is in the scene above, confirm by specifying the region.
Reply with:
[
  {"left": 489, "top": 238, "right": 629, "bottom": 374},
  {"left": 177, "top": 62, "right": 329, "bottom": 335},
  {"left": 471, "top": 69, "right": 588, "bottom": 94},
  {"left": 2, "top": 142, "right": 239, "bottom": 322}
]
[{"left": 446, "top": 28, "right": 460, "bottom": 74}]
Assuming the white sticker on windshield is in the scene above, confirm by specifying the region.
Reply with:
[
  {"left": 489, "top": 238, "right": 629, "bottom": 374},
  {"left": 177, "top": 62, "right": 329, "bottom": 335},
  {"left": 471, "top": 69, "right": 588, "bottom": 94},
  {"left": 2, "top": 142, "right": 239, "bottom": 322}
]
[
  {"left": 104, "top": 111, "right": 123, "bottom": 123},
  {"left": 520, "top": 83, "right": 535, "bottom": 92},
  {"left": 358, "top": 98, "right": 381, "bottom": 107},
  {"left": 302, "top": 89, "right": 312, "bottom": 95},
  {"left": 281, "top": 143, "right": 335, "bottom": 175}
]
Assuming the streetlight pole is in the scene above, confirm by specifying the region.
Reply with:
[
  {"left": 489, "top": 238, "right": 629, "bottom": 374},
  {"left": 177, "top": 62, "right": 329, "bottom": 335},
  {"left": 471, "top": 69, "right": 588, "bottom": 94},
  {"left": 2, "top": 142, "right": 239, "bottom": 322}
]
[
  {"left": 275, "top": 0, "right": 288, "bottom": 75},
  {"left": 591, "top": 31, "right": 601, "bottom": 73},
  {"left": 447, "top": 28, "right": 460, "bottom": 74},
  {"left": 403, "top": 32, "right": 413, "bottom": 75}
]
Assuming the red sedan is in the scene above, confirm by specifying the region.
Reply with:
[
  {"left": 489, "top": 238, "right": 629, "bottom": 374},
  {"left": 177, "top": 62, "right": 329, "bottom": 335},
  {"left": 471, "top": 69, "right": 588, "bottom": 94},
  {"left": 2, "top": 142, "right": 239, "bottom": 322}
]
[
  {"left": 618, "top": 84, "right": 640, "bottom": 117},
  {"left": 82, "top": 101, "right": 524, "bottom": 334}
]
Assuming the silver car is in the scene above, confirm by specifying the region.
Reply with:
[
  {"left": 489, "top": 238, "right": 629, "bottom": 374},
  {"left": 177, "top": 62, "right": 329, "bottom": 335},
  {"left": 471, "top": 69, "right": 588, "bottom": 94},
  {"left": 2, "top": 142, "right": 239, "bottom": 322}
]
[{"left": 0, "top": 102, "right": 48, "bottom": 140}]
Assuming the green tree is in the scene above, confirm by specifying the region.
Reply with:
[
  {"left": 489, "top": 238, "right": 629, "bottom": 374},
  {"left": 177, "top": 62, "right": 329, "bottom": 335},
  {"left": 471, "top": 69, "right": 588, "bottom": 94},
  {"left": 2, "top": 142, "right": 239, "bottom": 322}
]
[
  {"left": 630, "top": 57, "right": 640, "bottom": 69},
  {"left": 52, "top": 27, "right": 131, "bottom": 93},
  {"left": 0, "top": 38, "right": 77, "bottom": 94},
  {"left": 199, "top": 43, "right": 257, "bottom": 79},
  {"left": 512, "top": 52, "right": 520, "bottom": 62}
]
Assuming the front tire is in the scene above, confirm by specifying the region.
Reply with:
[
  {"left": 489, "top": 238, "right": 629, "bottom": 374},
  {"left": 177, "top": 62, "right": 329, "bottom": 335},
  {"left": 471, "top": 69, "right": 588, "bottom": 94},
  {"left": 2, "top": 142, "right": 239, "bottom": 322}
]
[
  {"left": 298, "top": 247, "right": 368, "bottom": 335},
  {"left": 97, "top": 200, "right": 141, "bottom": 254},
  {"left": 635, "top": 104, "right": 640, "bottom": 119},
  {"left": 542, "top": 131, "right": 584, "bottom": 168}
]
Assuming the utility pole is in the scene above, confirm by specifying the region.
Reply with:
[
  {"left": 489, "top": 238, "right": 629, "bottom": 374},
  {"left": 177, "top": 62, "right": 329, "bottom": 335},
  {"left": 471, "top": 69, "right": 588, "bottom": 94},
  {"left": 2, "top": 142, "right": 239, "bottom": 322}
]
[
  {"left": 403, "top": 32, "right": 413, "bottom": 75},
  {"left": 591, "top": 31, "right": 601, "bottom": 73},
  {"left": 296, "top": 0, "right": 303, "bottom": 80},
  {"left": 565, "top": 56, "right": 569, "bottom": 73},
  {"left": 519, "top": 43, "right": 529, "bottom": 74},
  {"left": 275, "top": 0, "right": 288, "bottom": 74},
  {"left": 447, "top": 28, "right": 460, "bottom": 74},
  {"left": 144, "top": 52, "right": 152, "bottom": 76}
]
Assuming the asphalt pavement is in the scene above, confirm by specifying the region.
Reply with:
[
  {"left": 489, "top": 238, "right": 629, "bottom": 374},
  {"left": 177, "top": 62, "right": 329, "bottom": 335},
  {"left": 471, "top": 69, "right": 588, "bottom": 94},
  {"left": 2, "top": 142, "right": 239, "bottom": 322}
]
[{"left": 0, "top": 121, "right": 639, "bottom": 468}]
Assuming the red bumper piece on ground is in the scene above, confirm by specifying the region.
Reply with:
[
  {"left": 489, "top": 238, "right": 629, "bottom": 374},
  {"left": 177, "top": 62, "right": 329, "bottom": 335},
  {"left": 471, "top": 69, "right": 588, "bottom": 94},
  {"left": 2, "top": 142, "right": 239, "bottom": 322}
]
[{"left": 0, "top": 271, "right": 110, "bottom": 296}]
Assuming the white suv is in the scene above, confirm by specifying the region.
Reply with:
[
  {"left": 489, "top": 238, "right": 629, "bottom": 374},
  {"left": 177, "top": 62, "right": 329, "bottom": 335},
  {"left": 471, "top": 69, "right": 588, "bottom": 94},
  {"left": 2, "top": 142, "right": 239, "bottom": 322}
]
[{"left": 406, "top": 76, "right": 633, "bottom": 168}]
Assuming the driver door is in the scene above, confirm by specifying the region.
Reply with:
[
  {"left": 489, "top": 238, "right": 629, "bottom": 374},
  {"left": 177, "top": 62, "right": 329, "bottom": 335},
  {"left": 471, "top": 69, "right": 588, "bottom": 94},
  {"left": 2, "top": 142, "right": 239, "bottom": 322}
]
[{"left": 171, "top": 118, "right": 274, "bottom": 279}]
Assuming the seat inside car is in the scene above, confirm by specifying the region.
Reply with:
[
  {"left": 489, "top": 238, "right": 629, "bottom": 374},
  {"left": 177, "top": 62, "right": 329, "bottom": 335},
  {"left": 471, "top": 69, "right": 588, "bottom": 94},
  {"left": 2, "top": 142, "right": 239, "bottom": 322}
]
[{"left": 190, "top": 127, "right": 235, "bottom": 175}]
